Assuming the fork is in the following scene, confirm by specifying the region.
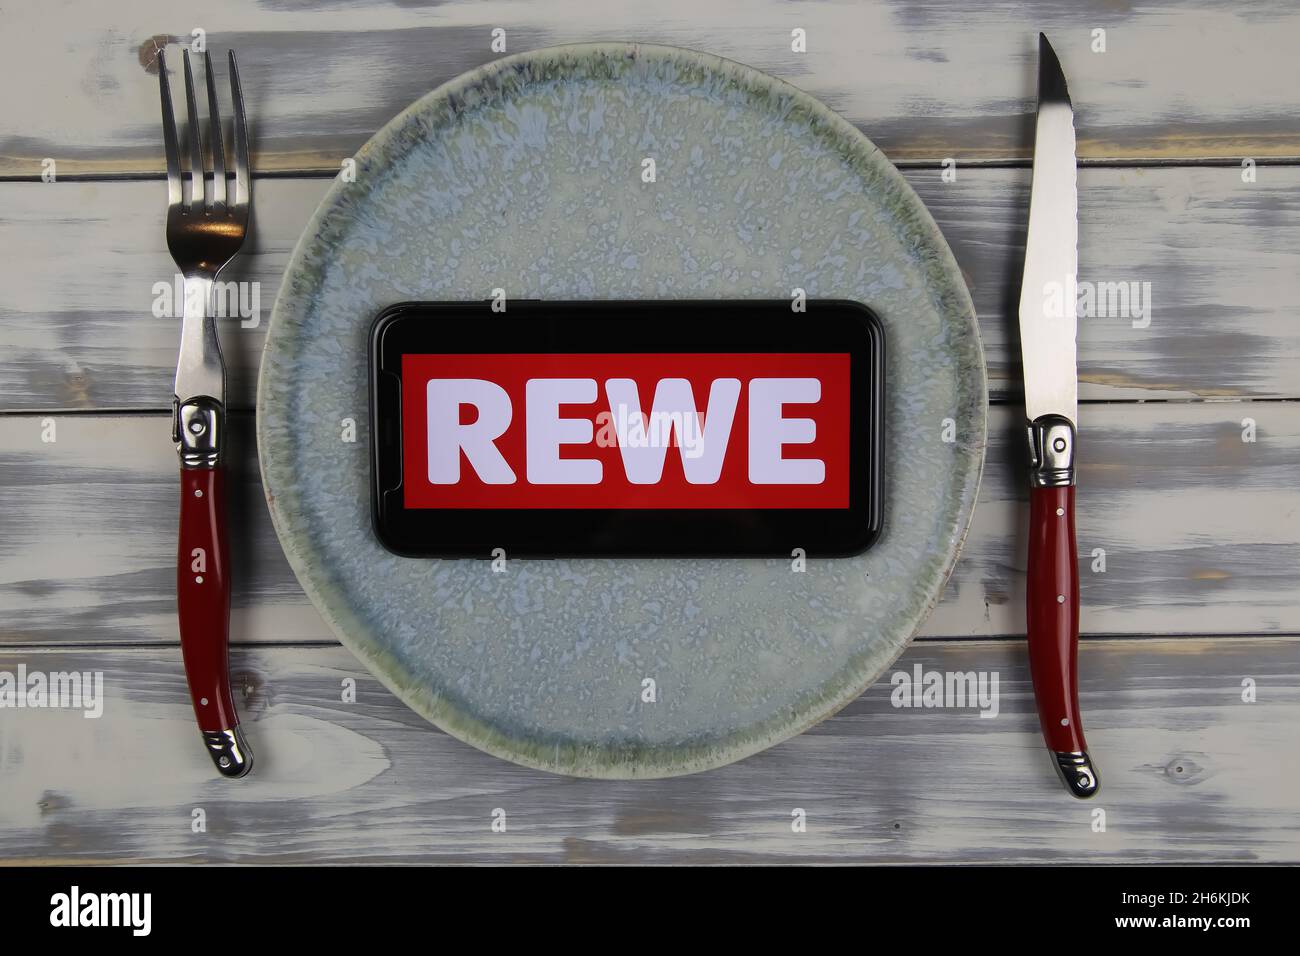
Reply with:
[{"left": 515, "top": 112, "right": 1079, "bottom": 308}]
[{"left": 159, "top": 47, "right": 253, "bottom": 777}]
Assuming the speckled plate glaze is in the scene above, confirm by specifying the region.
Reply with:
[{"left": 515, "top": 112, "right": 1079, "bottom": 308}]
[{"left": 258, "top": 43, "right": 986, "bottom": 778}]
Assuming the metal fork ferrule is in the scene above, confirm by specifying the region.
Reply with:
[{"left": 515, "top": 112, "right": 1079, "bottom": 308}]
[
  {"left": 1027, "top": 413, "right": 1075, "bottom": 487},
  {"left": 174, "top": 395, "right": 224, "bottom": 468}
]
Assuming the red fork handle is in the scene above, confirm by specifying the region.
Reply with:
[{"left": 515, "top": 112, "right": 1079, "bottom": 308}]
[
  {"left": 178, "top": 464, "right": 252, "bottom": 777},
  {"left": 1026, "top": 483, "right": 1098, "bottom": 797}
]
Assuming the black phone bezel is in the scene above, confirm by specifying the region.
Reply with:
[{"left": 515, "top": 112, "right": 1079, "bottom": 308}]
[{"left": 369, "top": 299, "right": 883, "bottom": 558}]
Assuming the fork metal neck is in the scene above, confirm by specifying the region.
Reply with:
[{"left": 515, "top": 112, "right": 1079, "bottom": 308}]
[{"left": 173, "top": 273, "right": 225, "bottom": 404}]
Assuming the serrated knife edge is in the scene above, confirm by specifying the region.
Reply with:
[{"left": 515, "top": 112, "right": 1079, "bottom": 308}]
[{"left": 1017, "top": 34, "right": 1078, "bottom": 427}]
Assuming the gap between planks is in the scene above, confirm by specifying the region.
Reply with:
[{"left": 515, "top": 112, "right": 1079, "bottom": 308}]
[{"left": 5, "top": 157, "right": 1300, "bottom": 184}]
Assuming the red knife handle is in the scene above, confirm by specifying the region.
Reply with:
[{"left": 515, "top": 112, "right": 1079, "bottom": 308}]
[
  {"left": 175, "top": 397, "right": 252, "bottom": 777},
  {"left": 1026, "top": 416, "right": 1098, "bottom": 798}
]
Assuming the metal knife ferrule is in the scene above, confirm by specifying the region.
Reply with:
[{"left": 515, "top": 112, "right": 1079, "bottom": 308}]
[
  {"left": 202, "top": 727, "right": 253, "bottom": 777},
  {"left": 1027, "top": 413, "right": 1075, "bottom": 487},
  {"left": 174, "top": 395, "right": 224, "bottom": 468},
  {"left": 1053, "top": 750, "right": 1099, "bottom": 799}
]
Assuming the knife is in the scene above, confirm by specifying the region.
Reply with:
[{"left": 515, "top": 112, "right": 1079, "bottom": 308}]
[{"left": 1017, "top": 34, "right": 1099, "bottom": 798}]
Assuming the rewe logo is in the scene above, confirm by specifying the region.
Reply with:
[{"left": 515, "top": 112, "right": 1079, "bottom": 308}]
[
  {"left": 50, "top": 886, "right": 151, "bottom": 936},
  {"left": 402, "top": 352, "right": 852, "bottom": 510},
  {"left": 428, "top": 377, "right": 820, "bottom": 485}
]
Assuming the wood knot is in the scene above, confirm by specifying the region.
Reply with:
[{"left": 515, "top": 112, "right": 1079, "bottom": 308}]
[{"left": 1164, "top": 754, "right": 1207, "bottom": 785}]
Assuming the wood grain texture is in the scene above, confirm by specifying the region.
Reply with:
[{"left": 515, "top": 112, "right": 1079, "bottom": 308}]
[
  {"left": 0, "top": 638, "right": 1294, "bottom": 864},
  {"left": 2, "top": 0, "right": 1297, "bottom": 867},
  {"left": 2, "top": 166, "right": 1297, "bottom": 412},
  {"left": 2, "top": 402, "right": 1296, "bottom": 647},
  {"left": 2, "top": 0, "right": 1298, "bottom": 177}
]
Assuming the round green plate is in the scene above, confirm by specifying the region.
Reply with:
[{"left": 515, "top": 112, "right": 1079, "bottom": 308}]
[{"left": 258, "top": 43, "right": 986, "bottom": 777}]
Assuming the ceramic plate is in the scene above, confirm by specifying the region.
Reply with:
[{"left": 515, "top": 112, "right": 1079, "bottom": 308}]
[{"left": 258, "top": 43, "right": 986, "bottom": 777}]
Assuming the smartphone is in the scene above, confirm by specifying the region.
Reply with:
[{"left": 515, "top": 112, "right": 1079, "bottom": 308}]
[{"left": 370, "top": 299, "right": 883, "bottom": 558}]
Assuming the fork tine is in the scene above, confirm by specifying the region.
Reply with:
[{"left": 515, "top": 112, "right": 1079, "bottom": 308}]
[
  {"left": 228, "top": 50, "right": 250, "bottom": 210},
  {"left": 158, "top": 49, "right": 183, "bottom": 209},
  {"left": 181, "top": 50, "right": 205, "bottom": 210},
  {"left": 204, "top": 52, "right": 226, "bottom": 210}
]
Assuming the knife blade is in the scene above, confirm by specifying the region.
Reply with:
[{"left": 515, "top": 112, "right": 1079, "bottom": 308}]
[{"left": 1017, "top": 33, "right": 1099, "bottom": 798}]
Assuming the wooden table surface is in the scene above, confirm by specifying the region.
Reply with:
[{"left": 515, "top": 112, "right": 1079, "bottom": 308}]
[{"left": 1, "top": 0, "right": 1297, "bottom": 864}]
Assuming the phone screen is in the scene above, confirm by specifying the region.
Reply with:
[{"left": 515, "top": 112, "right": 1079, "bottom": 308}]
[{"left": 370, "top": 300, "right": 882, "bottom": 557}]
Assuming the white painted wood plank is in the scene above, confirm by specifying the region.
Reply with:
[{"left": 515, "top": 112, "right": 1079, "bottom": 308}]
[
  {"left": 2, "top": 0, "right": 1298, "bottom": 176},
  {"left": 2, "top": 167, "right": 1296, "bottom": 410},
  {"left": 0, "top": 639, "right": 1293, "bottom": 863},
  {"left": 1, "top": 402, "right": 1295, "bottom": 646}
]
